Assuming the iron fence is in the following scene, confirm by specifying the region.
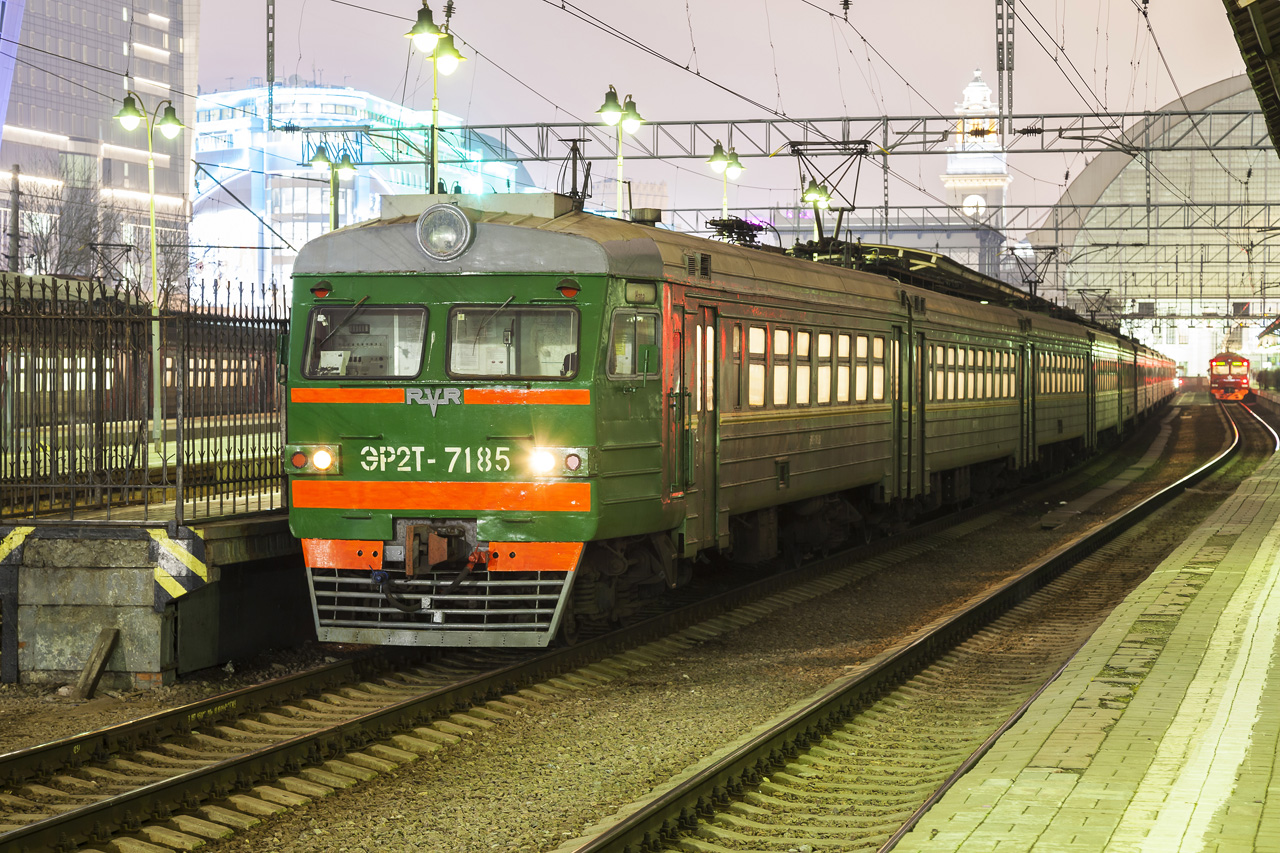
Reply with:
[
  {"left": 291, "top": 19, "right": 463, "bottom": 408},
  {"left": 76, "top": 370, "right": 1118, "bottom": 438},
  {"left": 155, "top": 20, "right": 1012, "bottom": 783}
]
[{"left": 0, "top": 273, "right": 288, "bottom": 523}]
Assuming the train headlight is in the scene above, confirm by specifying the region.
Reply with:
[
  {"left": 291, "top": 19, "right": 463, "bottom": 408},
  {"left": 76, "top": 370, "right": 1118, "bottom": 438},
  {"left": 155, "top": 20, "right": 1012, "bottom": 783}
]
[
  {"left": 530, "top": 449, "right": 557, "bottom": 475},
  {"left": 285, "top": 444, "right": 342, "bottom": 475},
  {"left": 416, "top": 203, "right": 473, "bottom": 262},
  {"left": 527, "top": 447, "right": 591, "bottom": 477}
]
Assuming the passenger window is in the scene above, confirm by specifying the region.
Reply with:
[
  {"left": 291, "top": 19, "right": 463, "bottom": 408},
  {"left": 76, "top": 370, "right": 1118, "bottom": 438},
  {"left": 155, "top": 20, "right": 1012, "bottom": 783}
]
[
  {"left": 837, "top": 334, "right": 851, "bottom": 403},
  {"left": 872, "top": 336, "right": 885, "bottom": 402},
  {"left": 748, "top": 326, "right": 767, "bottom": 407},
  {"left": 966, "top": 348, "right": 975, "bottom": 399},
  {"left": 773, "top": 329, "right": 791, "bottom": 406},
  {"left": 796, "top": 331, "right": 812, "bottom": 406},
  {"left": 855, "top": 335, "right": 869, "bottom": 402},
  {"left": 606, "top": 311, "right": 660, "bottom": 378},
  {"left": 956, "top": 348, "right": 966, "bottom": 401},
  {"left": 947, "top": 346, "right": 956, "bottom": 400},
  {"left": 817, "top": 333, "right": 832, "bottom": 405},
  {"left": 934, "top": 345, "right": 945, "bottom": 401}
]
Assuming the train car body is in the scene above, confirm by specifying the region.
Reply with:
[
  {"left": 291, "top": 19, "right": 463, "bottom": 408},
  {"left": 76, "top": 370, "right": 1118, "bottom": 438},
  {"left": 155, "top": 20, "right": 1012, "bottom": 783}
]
[
  {"left": 284, "top": 194, "right": 1175, "bottom": 648},
  {"left": 1208, "top": 351, "right": 1252, "bottom": 401}
]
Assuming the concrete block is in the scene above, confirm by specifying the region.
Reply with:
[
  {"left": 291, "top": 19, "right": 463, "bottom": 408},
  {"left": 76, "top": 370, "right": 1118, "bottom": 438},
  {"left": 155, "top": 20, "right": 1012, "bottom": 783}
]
[
  {"left": 25, "top": 537, "right": 150, "bottom": 570},
  {"left": 19, "top": 566, "right": 153, "bottom": 607},
  {"left": 18, "top": 603, "right": 174, "bottom": 676}
]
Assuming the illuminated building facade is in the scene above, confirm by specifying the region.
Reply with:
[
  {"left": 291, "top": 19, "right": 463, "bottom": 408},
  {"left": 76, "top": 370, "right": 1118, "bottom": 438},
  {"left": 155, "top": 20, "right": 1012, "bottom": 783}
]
[{"left": 192, "top": 83, "right": 534, "bottom": 284}]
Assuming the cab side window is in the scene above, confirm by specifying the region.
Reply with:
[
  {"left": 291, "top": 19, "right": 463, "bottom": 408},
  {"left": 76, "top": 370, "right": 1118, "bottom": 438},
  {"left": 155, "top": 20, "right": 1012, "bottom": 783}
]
[{"left": 607, "top": 310, "right": 660, "bottom": 378}]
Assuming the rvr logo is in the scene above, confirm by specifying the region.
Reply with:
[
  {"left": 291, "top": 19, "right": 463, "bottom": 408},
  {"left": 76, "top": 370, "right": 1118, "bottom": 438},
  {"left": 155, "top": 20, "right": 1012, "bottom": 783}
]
[{"left": 405, "top": 387, "right": 463, "bottom": 415}]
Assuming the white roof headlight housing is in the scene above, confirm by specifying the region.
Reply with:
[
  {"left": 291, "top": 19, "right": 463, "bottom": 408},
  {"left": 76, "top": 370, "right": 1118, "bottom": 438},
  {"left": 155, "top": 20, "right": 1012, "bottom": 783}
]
[{"left": 416, "top": 203, "right": 473, "bottom": 261}]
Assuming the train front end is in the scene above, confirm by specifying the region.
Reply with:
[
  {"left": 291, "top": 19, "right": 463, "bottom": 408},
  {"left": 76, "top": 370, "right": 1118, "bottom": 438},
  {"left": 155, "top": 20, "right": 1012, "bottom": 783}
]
[
  {"left": 1209, "top": 352, "right": 1252, "bottom": 401},
  {"left": 284, "top": 199, "right": 608, "bottom": 647}
]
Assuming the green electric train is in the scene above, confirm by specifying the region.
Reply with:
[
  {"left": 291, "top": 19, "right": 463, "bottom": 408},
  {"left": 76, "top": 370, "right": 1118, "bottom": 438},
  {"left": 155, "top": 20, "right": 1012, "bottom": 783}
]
[{"left": 283, "top": 194, "right": 1175, "bottom": 647}]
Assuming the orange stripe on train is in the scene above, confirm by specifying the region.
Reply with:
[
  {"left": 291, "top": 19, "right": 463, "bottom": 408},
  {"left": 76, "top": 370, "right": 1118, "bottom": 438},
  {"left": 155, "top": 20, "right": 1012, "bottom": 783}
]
[
  {"left": 291, "top": 388, "right": 590, "bottom": 405},
  {"left": 291, "top": 480, "right": 591, "bottom": 512},
  {"left": 291, "top": 388, "right": 404, "bottom": 403},
  {"left": 464, "top": 388, "right": 590, "bottom": 405}
]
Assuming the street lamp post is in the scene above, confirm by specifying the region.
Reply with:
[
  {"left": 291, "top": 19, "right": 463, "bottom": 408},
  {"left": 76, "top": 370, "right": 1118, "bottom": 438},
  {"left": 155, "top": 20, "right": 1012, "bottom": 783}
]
[
  {"left": 310, "top": 144, "right": 358, "bottom": 230},
  {"left": 706, "top": 140, "right": 744, "bottom": 218},
  {"left": 597, "top": 85, "right": 644, "bottom": 217},
  {"left": 408, "top": 1, "right": 463, "bottom": 194},
  {"left": 115, "top": 91, "right": 182, "bottom": 454}
]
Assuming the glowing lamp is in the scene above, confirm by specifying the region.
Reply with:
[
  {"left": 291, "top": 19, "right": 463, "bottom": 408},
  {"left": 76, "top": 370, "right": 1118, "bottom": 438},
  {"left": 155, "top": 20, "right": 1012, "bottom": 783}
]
[
  {"left": 620, "top": 95, "right": 643, "bottom": 134},
  {"left": 114, "top": 95, "right": 143, "bottom": 131},
  {"left": 157, "top": 104, "right": 183, "bottom": 139},
  {"left": 706, "top": 141, "right": 728, "bottom": 175},
  {"left": 430, "top": 33, "right": 465, "bottom": 76},
  {"left": 724, "top": 150, "right": 744, "bottom": 181},
  {"left": 597, "top": 85, "right": 623, "bottom": 126},
  {"left": 406, "top": 2, "right": 443, "bottom": 51}
]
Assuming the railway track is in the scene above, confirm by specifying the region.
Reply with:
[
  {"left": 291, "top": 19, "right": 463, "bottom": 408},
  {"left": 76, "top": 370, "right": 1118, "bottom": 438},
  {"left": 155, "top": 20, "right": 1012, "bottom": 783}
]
[
  {"left": 0, "top": 404, "right": 1234, "bottom": 853},
  {"left": 549, "top": 402, "right": 1269, "bottom": 853}
]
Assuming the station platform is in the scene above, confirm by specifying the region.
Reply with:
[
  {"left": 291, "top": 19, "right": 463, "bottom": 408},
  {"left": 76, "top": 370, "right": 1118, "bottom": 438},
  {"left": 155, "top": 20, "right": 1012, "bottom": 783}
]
[{"left": 896, "top": 398, "right": 1280, "bottom": 851}]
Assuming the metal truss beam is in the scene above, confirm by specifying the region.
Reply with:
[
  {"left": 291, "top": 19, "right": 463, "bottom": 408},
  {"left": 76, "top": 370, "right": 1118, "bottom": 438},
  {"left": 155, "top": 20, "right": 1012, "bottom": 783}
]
[{"left": 288, "top": 108, "right": 1268, "bottom": 166}]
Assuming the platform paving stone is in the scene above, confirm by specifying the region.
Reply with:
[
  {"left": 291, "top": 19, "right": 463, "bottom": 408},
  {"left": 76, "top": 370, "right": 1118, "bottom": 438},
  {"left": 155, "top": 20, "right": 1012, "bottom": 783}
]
[{"left": 896, "top": 418, "right": 1280, "bottom": 853}]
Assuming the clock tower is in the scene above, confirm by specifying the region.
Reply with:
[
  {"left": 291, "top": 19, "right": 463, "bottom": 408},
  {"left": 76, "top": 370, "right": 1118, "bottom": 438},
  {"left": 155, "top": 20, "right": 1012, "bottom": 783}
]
[{"left": 942, "top": 70, "right": 1012, "bottom": 275}]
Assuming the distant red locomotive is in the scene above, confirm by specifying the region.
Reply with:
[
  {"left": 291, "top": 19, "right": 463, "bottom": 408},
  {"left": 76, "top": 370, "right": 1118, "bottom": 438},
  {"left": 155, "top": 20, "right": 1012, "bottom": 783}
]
[{"left": 1209, "top": 352, "right": 1253, "bottom": 401}]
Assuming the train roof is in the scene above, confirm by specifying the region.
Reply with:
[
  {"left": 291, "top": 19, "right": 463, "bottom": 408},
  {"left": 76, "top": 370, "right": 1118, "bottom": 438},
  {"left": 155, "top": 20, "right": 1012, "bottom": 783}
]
[
  {"left": 1210, "top": 351, "right": 1248, "bottom": 362},
  {"left": 293, "top": 193, "right": 1149, "bottom": 348}
]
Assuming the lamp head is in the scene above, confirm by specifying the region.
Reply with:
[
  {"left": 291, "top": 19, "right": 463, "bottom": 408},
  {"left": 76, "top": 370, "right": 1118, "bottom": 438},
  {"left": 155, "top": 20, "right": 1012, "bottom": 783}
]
[
  {"left": 336, "top": 152, "right": 358, "bottom": 178},
  {"left": 157, "top": 104, "right": 183, "bottom": 139},
  {"left": 724, "top": 150, "right": 744, "bottom": 181},
  {"left": 310, "top": 144, "right": 332, "bottom": 170},
  {"left": 620, "top": 95, "right": 643, "bottom": 134},
  {"left": 406, "top": 2, "right": 443, "bottom": 51},
  {"left": 430, "top": 33, "right": 464, "bottom": 75},
  {"left": 802, "top": 177, "right": 822, "bottom": 203},
  {"left": 115, "top": 94, "right": 143, "bottom": 132},
  {"left": 597, "top": 85, "right": 623, "bottom": 127},
  {"left": 707, "top": 140, "right": 728, "bottom": 174}
]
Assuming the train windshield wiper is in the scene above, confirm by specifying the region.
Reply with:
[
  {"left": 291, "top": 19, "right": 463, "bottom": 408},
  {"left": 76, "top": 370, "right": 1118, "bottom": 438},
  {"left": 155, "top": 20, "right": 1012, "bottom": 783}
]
[
  {"left": 473, "top": 295, "right": 515, "bottom": 345},
  {"left": 317, "top": 295, "right": 370, "bottom": 348}
]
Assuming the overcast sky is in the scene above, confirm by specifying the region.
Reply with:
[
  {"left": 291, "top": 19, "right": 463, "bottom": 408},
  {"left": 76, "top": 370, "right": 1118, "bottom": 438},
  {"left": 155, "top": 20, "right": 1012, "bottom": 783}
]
[{"left": 198, "top": 1, "right": 1249, "bottom": 221}]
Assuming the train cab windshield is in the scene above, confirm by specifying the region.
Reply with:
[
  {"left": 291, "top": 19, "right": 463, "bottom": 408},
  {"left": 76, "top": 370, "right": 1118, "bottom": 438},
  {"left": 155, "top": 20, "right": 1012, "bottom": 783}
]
[
  {"left": 302, "top": 304, "right": 427, "bottom": 379},
  {"left": 1211, "top": 360, "right": 1248, "bottom": 375},
  {"left": 447, "top": 305, "right": 579, "bottom": 379}
]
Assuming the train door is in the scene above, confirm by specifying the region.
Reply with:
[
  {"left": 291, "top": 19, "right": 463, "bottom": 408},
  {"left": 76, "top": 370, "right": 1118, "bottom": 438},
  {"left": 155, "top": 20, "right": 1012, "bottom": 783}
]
[
  {"left": 892, "top": 325, "right": 924, "bottom": 500},
  {"left": 1020, "top": 344, "right": 1036, "bottom": 467},
  {"left": 1085, "top": 335, "right": 1097, "bottom": 449},
  {"left": 676, "top": 304, "right": 719, "bottom": 555},
  {"left": 664, "top": 304, "right": 685, "bottom": 503}
]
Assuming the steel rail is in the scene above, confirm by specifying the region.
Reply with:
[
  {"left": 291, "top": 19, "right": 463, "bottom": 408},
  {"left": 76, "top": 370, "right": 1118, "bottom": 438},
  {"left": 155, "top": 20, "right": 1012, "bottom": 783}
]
[{"left": 558, "top": 408, "right": 1241, "bottom": 853}]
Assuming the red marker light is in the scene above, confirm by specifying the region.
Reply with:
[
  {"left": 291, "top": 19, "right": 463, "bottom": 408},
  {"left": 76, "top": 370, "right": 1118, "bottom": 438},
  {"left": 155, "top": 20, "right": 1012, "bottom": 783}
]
[
  {"left": 310, "top": 282, "right": 332, "bottom": 298},
  {"left": 290, "top": 451, "right": 308, "bottom": 468}
]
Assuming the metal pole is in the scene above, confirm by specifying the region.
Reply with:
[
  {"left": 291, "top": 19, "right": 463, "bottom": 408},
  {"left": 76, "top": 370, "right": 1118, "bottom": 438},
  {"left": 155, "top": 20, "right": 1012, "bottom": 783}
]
[
  {"left": 721, "top": 172, "right": 728, "bottom": 219},
  {"left": 147, "top": 118, "right": 162, "bottom": 455},
  {"left": 7, "top": 165, "right": 18, "bottom": 272},
  {"left": 431, "top": 60, "right": 439, "bottom": 192},
  {"left": 616, "top": 125, "right": 623, "bottom": 217},
  {"left": 329, "top": 165, "right": 338, "bottom": 230}
]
